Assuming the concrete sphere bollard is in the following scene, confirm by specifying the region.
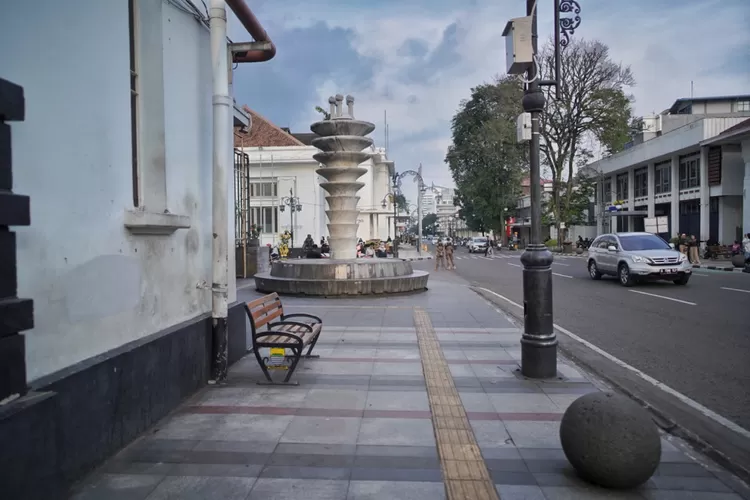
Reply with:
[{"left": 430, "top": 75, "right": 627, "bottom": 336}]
[
  {"left": 560, "top": 392, "right": 661, "bottom": 489},
  {"left": 731, "top": 254, "right": 745, "bottom": 268},
  {"left": 575, "top": 247, "right": 584, "bottom": 255}
]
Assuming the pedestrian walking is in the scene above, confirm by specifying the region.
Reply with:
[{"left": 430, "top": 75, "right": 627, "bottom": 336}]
[
  {"left": 688, "top": 235, "right": 701, "bottom": 265},
  {"left": 678, "top": 233, "right": 688, "bottom": 255},
  {"left": 484, "top": 239, "right": 493, "bottom": 257},
  {"left": 445, "top": 239, "right": 455, "bottom": 270},
  {"left": 434, "top": 239, "right": 445, "bottom": 270}
]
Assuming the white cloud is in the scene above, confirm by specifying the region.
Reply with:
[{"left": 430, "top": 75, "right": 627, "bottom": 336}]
[{"left": 256, "top": 0, "right": 750, "bottom": 199}]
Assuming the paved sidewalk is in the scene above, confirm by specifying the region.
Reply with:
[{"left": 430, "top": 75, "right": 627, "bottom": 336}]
[{"left": 71, "top": 272, "right": 747, "bottom": 499}]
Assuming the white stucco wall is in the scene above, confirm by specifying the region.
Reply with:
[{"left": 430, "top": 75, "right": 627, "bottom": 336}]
[{"left": 1, "top": 0, "right": 220, "bottom": 381}]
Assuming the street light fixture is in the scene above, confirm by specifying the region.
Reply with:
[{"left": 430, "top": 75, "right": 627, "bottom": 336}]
[
  {"left": 279, "top": 187, "right": 302, "bottom": 250},
  {"left": 504, "top": 0, "right": 583, "bottom": 379}
]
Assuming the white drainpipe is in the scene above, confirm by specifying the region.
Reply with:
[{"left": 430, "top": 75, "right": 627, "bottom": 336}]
[{"left": 209, "top": 0, "right": 231, "bottom": 382}]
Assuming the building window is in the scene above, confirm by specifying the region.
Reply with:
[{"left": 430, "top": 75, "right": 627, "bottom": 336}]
[
  {"left": 250, "top": 206, "right": 279, "bottom": 234},
  {"left": 634, "top": 167, "right": 648, "bottom": 198},
  {"left": 737, "top": 100, "right": 750, "bottom": 112},
  {"left": 128, "top": 0, "right": 140, "bottom": 207},
  {"left": 654, "top": 162, "right": 671, "bottom": 194},
  {"left": 679, "top": 155, "right": 700, "bottom": 189},
  {"left": 602, "top": 179, "right": 612, "bottom": 201},
  {"left": 250, "top": 181, "right": 278, "bottom": 197},
  {"left": 615, "top": 173, "right": 628, "bottom": 200}
]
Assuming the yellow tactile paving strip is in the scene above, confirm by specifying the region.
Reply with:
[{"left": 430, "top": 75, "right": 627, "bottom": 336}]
[{"left": 414, "top": 308, "right": 501, "bottom": 500}]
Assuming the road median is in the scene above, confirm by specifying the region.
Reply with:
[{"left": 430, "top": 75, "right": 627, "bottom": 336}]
[{"left": 471, "top": 284, "right": 750, "bottom": 491}]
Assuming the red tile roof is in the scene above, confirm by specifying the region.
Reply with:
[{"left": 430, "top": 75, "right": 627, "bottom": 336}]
[{"left": 234, "top": 106, "right": 306, "bottom": 148}]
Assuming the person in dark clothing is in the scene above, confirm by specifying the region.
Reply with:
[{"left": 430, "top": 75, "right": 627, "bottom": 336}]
[
  {"left": 306, "top": 244, "right": 323, "bottom": 259},
  {"left": 303, "top": 234, "right": 314, "bottom": 253}
]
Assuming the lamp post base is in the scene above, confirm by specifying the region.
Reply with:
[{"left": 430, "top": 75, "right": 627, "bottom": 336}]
[{"left": 520, "top": 243, "right": 557, "bottom": 379}]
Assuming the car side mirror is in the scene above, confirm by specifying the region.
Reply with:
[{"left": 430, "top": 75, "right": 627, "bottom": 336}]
[
  {"left": 669, "top": 243, "right": 675, "bottom": 249},
  {"left": 607, "top": 245, "right": 618, "bottom": 252}
]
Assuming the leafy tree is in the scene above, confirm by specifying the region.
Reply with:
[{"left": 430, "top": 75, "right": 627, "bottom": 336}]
[
  {"left": 421, "top": 213, "right": 438, "bottom": 236},
  {"left": 538, "top": 38, "right": 636, "bottom": 242},
  {"left": 446, "top": 77, "right": 527, "bottom": 243},
  {"left": 394, "top": 193, "right": 408, "bottom": 212}
]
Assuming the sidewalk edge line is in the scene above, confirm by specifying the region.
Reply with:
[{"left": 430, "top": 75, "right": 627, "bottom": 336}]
[{"left": 472, "top": 286, "right": 749, "bottom": 440}]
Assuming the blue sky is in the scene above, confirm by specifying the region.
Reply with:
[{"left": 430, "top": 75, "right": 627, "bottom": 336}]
[{"left": 229, "top": 0, "right": 750, "bottom": 201}]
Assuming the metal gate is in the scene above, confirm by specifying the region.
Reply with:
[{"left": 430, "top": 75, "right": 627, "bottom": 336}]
[{"left": 234, "top": 149, "right": 251, "bottom": 277}]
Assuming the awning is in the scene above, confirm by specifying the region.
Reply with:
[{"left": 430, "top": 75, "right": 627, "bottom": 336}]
[{"left": 603, "top": 210, "right": 648, "bottom": 217}]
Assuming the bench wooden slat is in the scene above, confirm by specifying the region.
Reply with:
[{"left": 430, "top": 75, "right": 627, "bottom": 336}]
[
  {"left": 254, "top": 308, "right": 283, "bottom": 328},
  {"left": 246, "top": 292, "right": 280, "bottom": 310}
]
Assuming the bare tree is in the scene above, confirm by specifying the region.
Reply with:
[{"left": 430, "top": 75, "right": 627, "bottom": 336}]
[{"left": 537, "top": 39, "right": 636, "bottom": 242}]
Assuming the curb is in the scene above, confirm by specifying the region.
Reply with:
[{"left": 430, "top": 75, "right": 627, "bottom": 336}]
[
  {"left": 470, "top": 285, "right": 750, "bottom": 489},
  {"left": 401, "top": 256, "right": 433, "bottom": 261},
  {"left": 692, "top": 264, "right": 745, "bottom": 273}
]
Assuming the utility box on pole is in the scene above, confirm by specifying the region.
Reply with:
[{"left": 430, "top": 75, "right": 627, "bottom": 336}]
[
  {"left": 502, "top": 16, "right": 534, "bottom": 76},
  {"left": 517, "top": 112, "right": 531, "bottom": 142}
]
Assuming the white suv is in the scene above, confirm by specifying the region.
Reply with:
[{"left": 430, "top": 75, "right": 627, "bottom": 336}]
[{"left": 587, "top": 232, "right": 692, "bottom": 287}]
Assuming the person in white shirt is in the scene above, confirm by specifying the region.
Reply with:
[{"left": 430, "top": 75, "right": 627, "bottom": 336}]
[{"left": 743, "top": 233, "right": 750, "bottom": 260}]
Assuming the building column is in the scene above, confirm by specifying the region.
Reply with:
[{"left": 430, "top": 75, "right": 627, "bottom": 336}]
[
  {"left": 699, "top": 146, "right": 710, "bottom": 246},
  {"left": 742, "top": 139, "right": 750, "bottom": 237},
  {"left": 647, "top": 162, "right": 655, "bottom": 218},
  {"left": 627, "top": 168, "right": 635, "bottom": 230},
  {"left": 596, "top": 178, "right": 603, "bottom": 235},
  {"left": 670, "top": 155, "right": 680, "bottom": 236},
  {"left": 610, "top": 174, "right": 617, "bottom": 232}
]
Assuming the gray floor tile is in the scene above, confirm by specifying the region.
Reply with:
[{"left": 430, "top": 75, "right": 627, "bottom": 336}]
[
  {"left": 365, "top": 391, "right": 429, "bottom": 411},
  {"left": 155, "top": 414, "right": 294, "bottom": 442},
  {"left": 489, "top": 393, "right": 562, "bottom": 413},
  {"left": 460, "top": 392, "right": 496, "bottom": 412},
  {"left": 267, "top": 453, "right": 354, "bottom": 468},
  {"left": 357, "top": 418, "right": 436, "bottom": 446},
  {"left": 347, "top": 480, "right": 446, "bottom": 499},
  {"left": 374, "top": 348, "right": 421, "bottom": 360},
  {"left": 448, "top": 364, "right": 477, "bottom": 377},
  {"left": 470, "top": 420, "right": 513, "bottom": 448},
  {"left": 641, "top": 491, "right": 744, "bottom": 499},
  {"left": 350, "top": 467, "right": 443, "bottom": 482},
  {"left": 144, "top": 476, "right": 256, "bottom": 499},
  {"left": 495, "top": 484, "right": 546, "bottom": 500},
  {"left": 302, "top": 361, "right": 374, "bottom": 376},
  {"left": 372, "top": 362, "right": 425, "bottom": 376},
  {"left": 355, "top": 445, "right": 437, "bottom": 458},
  {"left": 485, "top": 459, "right": 530, "bottom": 473},
  {"left": 274, "top": 443, "right": 357, "bottom": 456},
  {"left": 649, "top": 475, "right": 734, "bottom": 493},
  {"left": 166, "top": 463, "right": 262, "bottom": 477},
  {"left": 280, "top": 416, "right": 362, "bottom": 445},
  {"left": 541, "top": 485, "right": 644, "bottom": 499},
  {"left": 260, "top": 465, "right": 350, "bottom": 480},
  {"left": 471, "top": 364, "right": 519, "bottom": 379},
  {"left": 504, "top": 421, "right": 562, "bottom": 448},
  {"left": 655, "top": 462, "right": 715, "bottom": 477},
  {"left": 193, "top": 387, "right": 309, "bottom": 407},
  {"left": 353, "top": 455, "right": 439, "bottom": 470},
  {"left": 71, "top": 474, "right": 164, "bottom": 500},
  {"left": 247, "top": 478, "right": 349, "bottom": 500},
  {"left": 489, "top": 470, "right": 538, "bottom": 485},
  {"left": 194, "top": 440, "right": 277, "bottom": 454},
  {"left": 304, "top": 389, "right": 368, "bottom": 410}
]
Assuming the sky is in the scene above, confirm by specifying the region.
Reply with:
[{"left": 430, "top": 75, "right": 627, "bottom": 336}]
[{"left": 229, "top": 0, "right": 750, "bottom": 203}]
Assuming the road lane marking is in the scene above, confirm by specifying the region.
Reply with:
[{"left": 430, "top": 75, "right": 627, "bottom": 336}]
[
  {"left": 507, "top": 263, "right": 522, "bottom": 268},
  {"left": 474, "top": 286, "right": 750, "bottom": 441},
  {"left": 721, "top": 287, "right": 750, "bottom": 294},
  {"left": 552, "top": 262, "right": 570, "bottom": 266},
  {"left": 552, "top": 272, "right": 573, "bottom": 279},
  {"left": 628, "top": 290, "right": 696, "bottom": 306}
]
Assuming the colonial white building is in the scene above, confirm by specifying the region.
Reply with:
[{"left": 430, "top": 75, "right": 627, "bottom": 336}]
[
  {"left": 235, "top": 109, "right": 396, "bottom": 246},
  {"left": 588, "top": 95, "right": 750, "bottom": 245}
]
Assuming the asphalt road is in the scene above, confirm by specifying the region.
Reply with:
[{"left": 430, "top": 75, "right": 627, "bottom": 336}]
[{"left": 426, "top": 245, "right": 750, "bottom": 431}]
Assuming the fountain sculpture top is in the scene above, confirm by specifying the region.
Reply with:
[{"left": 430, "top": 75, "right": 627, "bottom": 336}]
[{"left": 311, "top": 95, "right": 375, "bottom": 139}]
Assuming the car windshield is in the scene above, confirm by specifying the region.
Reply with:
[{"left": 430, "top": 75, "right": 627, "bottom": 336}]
[
  {"left": 474, "top": 238, "right": 487, "bottom": 243},
  {"left": 618, "top": 234, "right": 671, "bottom": 251}
]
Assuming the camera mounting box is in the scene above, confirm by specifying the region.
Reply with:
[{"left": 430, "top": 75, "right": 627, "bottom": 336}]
[
  {"left": 502, "top": 16, "right": 533, "bottom": 75},
  {"left": 516, "top": 112, "right": 531, "bottom": 142}
]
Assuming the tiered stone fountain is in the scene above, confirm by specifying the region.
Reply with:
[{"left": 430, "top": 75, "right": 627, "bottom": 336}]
[{"left": 254, "top": 94, "right": 429, "bottom": 296}]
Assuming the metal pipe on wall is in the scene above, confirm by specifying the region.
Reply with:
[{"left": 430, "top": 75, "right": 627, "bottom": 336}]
[
  {"left": 226, "top": 0, "right": 276, "bottom": 62},
  {"left": 209, "top": 0, "right": 231, "bottom": 382}
]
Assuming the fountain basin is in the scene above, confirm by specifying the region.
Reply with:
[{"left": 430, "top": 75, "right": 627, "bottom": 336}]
[{"left": 254, "top": 259, "right": 429, "bottom": 296}]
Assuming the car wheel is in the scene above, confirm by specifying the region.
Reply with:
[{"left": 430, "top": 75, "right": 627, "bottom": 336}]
[
  {"left": 618, "top": 263, "right": 635, "bottom": 287},
  {"left": 588, "top": 260, "right": 602, "bottom": 280},
  {"left": 673, "top": 274, "right": 690, "bottom": 286}
]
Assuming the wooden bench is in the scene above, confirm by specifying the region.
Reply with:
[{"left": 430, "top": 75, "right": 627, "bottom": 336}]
[
  {"left": 245, "top": 293, "right": 323, "bottom": 385},
  {"left": 706, "top": 245, "right": 732, "bottom": 259}
]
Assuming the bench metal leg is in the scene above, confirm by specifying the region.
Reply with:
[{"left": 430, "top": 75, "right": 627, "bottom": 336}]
[
  {"left": 253, "top": 346, "right": 274, "bottom": 384},
  {"left": 304, "top": 330, "right": 322, "bottom": 358},
  {"left": 254, "top": 346, "right": 304, "bottom": 386}
]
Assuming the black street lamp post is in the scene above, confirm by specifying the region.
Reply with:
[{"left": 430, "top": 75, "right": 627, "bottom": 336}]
[
  {"left": 518, "top": 0, "right": 582, "bottom": 379},
  {"left": 279, "top": 187, "right": 302, "bottom": 250}
]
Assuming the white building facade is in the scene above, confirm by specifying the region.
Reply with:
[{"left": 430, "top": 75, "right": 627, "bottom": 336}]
[
  {"left": 588, "top": 96, "right": 750, "bottom": 245},
  {"left": 0, "top": 0, "right": 269, "bottom": 496},
  {"left": 239, "top": 144, "right": 396, "bottom": 246}
]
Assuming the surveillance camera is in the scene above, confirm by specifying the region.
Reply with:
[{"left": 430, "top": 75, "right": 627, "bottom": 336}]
[{"left": 239, "top": 125, "right": 249, "bottom": 134}]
